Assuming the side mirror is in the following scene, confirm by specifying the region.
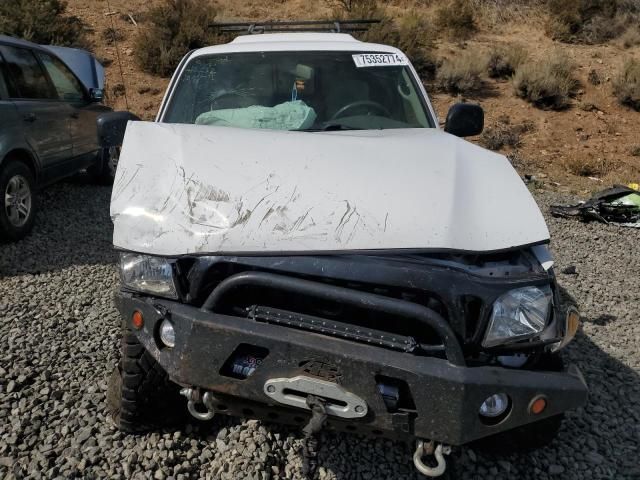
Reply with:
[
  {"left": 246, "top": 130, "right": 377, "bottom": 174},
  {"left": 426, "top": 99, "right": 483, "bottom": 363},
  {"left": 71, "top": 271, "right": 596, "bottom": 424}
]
[
  {"left": 89, "top": 88, "right": 104, "bottom": 103},
  {"left": 444, "top": 103, "right": 484, "bottom": 137},
  {"left": 97, "top": 111, "right": 141, "bottom": 148}
]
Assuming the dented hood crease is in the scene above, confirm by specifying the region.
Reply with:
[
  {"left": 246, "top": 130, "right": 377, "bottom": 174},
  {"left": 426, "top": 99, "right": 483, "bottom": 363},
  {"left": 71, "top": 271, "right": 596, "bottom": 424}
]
[{"left": 110, "top": 122, "right": 549, "bottom": 255}]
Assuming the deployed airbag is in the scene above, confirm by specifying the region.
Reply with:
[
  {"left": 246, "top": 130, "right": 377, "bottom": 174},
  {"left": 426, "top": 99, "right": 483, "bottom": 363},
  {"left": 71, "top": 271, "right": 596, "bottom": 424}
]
[{"left": 195, "top": 100, "right": 317, "bottom": 130}]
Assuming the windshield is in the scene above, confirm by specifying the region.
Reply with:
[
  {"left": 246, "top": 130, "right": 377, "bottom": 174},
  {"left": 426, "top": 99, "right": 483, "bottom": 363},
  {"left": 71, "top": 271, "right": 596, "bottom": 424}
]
[{"left": 162, "top": 51, "right": 434, "bottom": 131}]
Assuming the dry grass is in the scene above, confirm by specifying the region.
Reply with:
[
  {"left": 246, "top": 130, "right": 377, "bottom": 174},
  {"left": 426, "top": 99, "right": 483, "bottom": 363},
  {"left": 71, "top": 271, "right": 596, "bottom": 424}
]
[
  {"left": 467, "top": 0, "right": 545, "bottom": 28},
  {"left": 588, "top": 69, "right": 602, "bottom": 85},
  {"left": 325, "top": 0, "right": 379, "bottom": 17},
  {"left": 435, "top": 0, "right": 477, "bottom": 39},
  {"left": 564, "top": 155, "right": 616, "bottom": 177},
  {"left": 481, "top": 116, "right": 535, "bottom": 150},
  {"left": 546, "top": 0, "right": 638, "bottom": 44},
  {"left": 135, "top": 0, "right": 220, "bottom": 77},
  {"left": 513, "top": 52, "right": 578, "bottom": 110},
  {"left": 327, "top": 1, "right": 436, "bottom": 78},
  {"left": 362, "top": 14, "right": 436, "bottom": 77},
  {"left": 487, "top": 44, "right": 528, "bottom": 79},
  {"left": 436, "top": 51, "right": 487, "bottom": 94},
  {"left": 621, "top": 27, "right": 640, "bottom": 48},
  {"left": 613, "top": 58, "right": 640, "bottom": 111},
  {"left": 0, "top": 0, "right": 87, "bottom": 47},
  {"left": 102, "top": 27, "right": 125, "bottom": 46}
]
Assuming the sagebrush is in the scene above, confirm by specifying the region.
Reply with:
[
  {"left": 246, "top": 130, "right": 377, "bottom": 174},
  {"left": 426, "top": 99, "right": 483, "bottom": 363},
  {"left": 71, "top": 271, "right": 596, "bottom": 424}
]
[
  {"left": 613, "top": 58, "right": 640, "bottom": 111},
  {"left": 481, "top": 117, "right": 535, "bottom": 150},
  {"left": 135, "top": 0, "right": 220, "bottom": 77},
  {"left": 487, "top": 44, "right": 528, "bottom": 79},
  {"left": 436, "top": 52, "right": 487, "bottom": 94},
  {"left": 328, "top": 1, "right": 436, "bottom": 77},
  {"left": 364, "top": 15, "right": 436, "bottom": 77},
  {"left": 513, "top": 53, "right": 578, "bottom": 110},
  {"left": 621, "top": 27, "right": 640, "bottom": 47},
  {"left": 436, "top": 0, "right": 477, "bottom": 39},
  {"left": 546, "top": 0, "right": 638, "bottom": 44},
  {"left": 325, "top": 0, "right": 379, "bottom": 17},
  {"left": 0, "top": 0, "right": 86, "bottom": 47},
  {"left": 565, "top": 155, "right": 615, "bottom": 177}
]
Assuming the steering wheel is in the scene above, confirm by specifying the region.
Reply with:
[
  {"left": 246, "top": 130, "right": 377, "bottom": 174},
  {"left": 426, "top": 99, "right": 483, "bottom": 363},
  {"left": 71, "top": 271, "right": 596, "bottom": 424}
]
[
  {"left": 195, "top": 92, "right": 254, "bottom": 112},
  {"left": 330, "top": 100, "right": 391, "bottom": 121}
]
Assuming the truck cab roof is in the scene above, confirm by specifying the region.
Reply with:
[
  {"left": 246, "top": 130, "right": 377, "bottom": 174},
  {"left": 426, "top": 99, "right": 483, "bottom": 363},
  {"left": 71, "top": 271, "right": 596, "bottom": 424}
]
[{"left": 190, "top": 32, "right": 402, "bottom": 58}]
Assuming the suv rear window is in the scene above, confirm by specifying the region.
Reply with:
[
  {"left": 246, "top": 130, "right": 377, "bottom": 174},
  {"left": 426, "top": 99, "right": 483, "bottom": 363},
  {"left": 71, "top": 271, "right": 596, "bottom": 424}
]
[
  {"left": 0, "top": 46, "right": 56, "bottom": 100},
  {"left": 36, "top": 51, "right": 86, "bottom": 102}
]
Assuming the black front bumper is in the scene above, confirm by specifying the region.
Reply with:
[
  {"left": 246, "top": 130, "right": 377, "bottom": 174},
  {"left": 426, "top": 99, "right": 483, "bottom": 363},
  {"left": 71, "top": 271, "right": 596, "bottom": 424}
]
[{"left": 116, "top": 292, "right": 587, "bottom": 446}]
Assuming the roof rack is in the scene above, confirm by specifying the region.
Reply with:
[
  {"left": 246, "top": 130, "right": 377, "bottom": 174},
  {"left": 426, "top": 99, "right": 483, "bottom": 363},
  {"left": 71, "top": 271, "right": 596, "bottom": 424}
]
[{"left": 211, "top": 19, "right": 381, "bottom": 35}]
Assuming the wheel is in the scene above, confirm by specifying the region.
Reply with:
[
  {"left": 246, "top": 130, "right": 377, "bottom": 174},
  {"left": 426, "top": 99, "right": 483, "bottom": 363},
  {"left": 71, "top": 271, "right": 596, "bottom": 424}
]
[
  {"left": 0, "top": 160, "right": 36, "bottom": 241},
  {"left": 107, "top": 327, "right": 185, "bottom": 433},
  {"left": 88, "top": 146, "right": 120, "bottom": 185}
]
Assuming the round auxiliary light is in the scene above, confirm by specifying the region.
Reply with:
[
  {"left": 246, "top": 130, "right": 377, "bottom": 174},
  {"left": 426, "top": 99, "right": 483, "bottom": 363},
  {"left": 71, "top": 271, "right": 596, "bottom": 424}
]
[
  {"left": 159, "top": 319, "right": 176, "bottom": 348},
  {"left": 479, "top": 393, "right": 510, "bottom": 418}
]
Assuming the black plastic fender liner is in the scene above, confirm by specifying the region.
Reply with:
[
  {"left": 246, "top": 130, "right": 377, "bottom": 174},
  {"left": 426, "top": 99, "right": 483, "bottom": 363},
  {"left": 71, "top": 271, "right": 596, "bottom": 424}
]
[{"left": 201, "top": 271, "right": 466, "bottom": 366}]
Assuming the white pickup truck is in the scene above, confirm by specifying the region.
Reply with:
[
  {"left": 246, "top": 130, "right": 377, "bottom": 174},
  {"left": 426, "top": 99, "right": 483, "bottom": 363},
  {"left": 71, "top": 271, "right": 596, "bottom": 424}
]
[{"left": 102, "top": 32, "right": 586, "bottom": 477}]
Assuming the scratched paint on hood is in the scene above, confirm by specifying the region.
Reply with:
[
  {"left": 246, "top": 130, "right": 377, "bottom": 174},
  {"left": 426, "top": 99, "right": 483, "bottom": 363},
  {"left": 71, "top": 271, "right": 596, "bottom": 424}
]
[{"left": 110, "top": 122, "right": 549, "bottom": 255}]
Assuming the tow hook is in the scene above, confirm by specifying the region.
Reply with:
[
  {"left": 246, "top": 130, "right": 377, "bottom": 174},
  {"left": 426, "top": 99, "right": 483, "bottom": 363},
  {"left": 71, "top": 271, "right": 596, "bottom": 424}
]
[
  {"left": 413, "top": 440, "right": 451, "bottom": 477},
  {"left": 179, "top": 388, "right": 216, "bottom": 421}
]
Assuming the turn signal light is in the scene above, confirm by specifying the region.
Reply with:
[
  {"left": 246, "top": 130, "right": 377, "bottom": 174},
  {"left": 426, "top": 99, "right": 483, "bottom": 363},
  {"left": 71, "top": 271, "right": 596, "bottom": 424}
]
[
  {"left": 132, "top": 310, "right": 144, "bottom": 329},
  {"left": 553, "top": 307, "right": 580, "bottom": 352},
  {"left": 530, "top": 396, "right": 547, "bottom": 415}
]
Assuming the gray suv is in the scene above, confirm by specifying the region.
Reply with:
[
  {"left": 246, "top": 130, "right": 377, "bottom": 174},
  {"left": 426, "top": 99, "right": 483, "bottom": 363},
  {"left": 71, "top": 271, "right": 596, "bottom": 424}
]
[{"left": 0, "top": 35, "right": 113, "bottom": 241}]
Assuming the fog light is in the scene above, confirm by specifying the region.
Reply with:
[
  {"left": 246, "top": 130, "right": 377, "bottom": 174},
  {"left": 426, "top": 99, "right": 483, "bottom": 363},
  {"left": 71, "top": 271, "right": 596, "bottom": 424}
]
[
  {"left": 159, "top": 319, "right": 175, "bottom": 348},
  {"left": 479, "top": 393, "right": 510, "bottom": 418}
]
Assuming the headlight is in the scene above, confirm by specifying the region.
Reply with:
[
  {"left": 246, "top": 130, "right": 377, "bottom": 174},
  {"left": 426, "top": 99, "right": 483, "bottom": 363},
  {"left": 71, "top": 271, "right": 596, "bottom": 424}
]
[
  {"left": 119, "top": 253, "right": 178, "bottom": 299},
  {"left": 483, "top": 286, "right": 552, "bottom": 348}
]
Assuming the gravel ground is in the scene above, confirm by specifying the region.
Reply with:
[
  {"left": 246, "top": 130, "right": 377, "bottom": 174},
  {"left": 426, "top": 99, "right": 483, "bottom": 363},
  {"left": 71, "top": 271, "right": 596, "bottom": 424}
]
[{"left": 0, "top": 182, "right": 639, "bottom": 480}]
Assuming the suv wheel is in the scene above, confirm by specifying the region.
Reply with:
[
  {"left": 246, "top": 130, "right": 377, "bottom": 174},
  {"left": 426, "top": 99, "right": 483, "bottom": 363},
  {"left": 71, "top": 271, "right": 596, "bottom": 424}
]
[
  {"left": 107, "top": 327, "right": 185, "bottom": 433},
  {"left": 0, "top": 160, "right": 36, "bottom": 241}
]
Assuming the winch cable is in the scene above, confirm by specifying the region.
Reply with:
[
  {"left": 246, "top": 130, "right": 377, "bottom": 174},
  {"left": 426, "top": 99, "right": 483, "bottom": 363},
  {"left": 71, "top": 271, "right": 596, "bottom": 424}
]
[{"left": 301, "top": 395, "right": 328, "bottom": 478}]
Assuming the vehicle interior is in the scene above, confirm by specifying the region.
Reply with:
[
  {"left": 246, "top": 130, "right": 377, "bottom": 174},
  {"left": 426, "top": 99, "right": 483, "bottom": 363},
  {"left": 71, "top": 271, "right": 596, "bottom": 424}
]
[{"left": 163, "top": 51, "right": 432, "bottom": 130}]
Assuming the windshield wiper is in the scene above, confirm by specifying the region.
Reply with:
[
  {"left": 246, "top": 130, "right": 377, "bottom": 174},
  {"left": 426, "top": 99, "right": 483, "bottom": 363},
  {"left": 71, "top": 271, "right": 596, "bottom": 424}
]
[
  {"left": 295, "top": 124, "right": 365, "bottom": 132},
  {"left": 322, "top": 123, "right": 364, "bottom": 131}
]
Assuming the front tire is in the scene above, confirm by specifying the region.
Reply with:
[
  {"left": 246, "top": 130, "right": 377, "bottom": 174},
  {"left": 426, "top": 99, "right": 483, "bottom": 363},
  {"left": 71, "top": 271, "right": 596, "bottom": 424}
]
[
  {"left": 107, "top": 327, "right": 185, "bottom": 433},
  {"left": 0, "top": 160, "right": 36, "bottom": 242}
]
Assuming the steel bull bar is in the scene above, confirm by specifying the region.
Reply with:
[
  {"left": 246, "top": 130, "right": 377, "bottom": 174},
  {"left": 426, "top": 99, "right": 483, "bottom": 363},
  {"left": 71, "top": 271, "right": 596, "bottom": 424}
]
[
  {"left": 119, "top": 272, "right": 587, "bottom": 477},
  {"left": 201, "top": 271, "right": 466, "bottom": 366}
]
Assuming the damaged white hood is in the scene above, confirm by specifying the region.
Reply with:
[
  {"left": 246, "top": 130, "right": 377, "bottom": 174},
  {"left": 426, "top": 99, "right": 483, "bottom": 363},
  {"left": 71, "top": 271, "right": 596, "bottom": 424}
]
[{"left": 111, "top": 122, "right": 549, "bottom": 256}]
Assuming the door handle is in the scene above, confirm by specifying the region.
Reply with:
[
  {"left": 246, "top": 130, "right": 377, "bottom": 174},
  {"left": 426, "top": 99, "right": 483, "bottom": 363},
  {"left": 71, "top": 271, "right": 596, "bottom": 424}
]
[
  {"left": 70, "top": 112, "right": 80, "bottom": 119},
  {"left": 23, "top": 113, "right": 36, "bottom": 123}
]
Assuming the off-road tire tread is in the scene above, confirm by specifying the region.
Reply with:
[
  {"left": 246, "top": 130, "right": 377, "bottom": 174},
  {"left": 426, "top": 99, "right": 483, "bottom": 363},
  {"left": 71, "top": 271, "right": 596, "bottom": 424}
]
[{"left": 108, "top": 328, "right": 184, "bottom": 433}]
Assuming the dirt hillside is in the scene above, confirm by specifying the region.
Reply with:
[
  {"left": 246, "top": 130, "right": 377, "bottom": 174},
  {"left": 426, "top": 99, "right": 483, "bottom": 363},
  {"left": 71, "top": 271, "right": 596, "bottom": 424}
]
[{"left": 66, "top": 0, "right": 640, "bottom": 195}]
